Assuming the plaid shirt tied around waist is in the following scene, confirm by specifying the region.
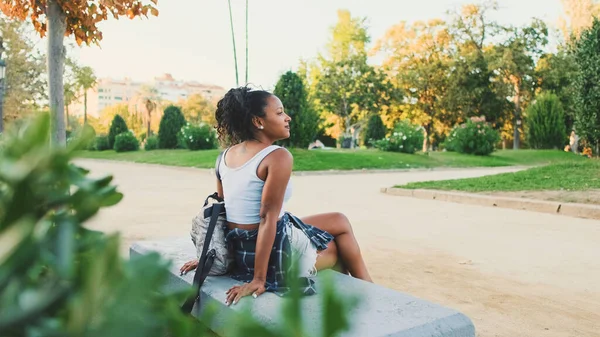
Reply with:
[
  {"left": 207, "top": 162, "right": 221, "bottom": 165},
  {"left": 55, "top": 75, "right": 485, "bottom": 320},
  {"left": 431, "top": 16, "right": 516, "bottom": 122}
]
[{"left": 224, "top": 212, "right": 334, "bottom": 296}]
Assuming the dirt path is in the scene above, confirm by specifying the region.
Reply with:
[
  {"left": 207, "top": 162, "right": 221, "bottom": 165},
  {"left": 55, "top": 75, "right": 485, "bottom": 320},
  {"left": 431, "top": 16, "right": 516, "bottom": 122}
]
[{"left": 78, "top": 159, "right": 600, "bottom": 337}]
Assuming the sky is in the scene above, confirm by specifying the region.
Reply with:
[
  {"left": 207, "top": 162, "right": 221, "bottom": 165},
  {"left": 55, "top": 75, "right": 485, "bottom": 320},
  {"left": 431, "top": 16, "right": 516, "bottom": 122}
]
[{"left": 69, "top": 0, "right": 567, "bottom": 91}]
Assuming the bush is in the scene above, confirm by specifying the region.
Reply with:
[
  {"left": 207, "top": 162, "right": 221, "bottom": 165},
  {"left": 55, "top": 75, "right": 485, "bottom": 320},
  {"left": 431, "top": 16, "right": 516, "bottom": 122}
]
[
  {"left": 178, "top": 123, "right": 218, "bottom": 150},
  {"left": 444, "top": 117, "right": 500, "bottom": 155},
  {"left": 114, "top": 131, "right": 140, "bottom": 152},
  {"left": 145, "top": 135, "right": 159, "bottom": 151},
  {"left": 364, "top": 114, "right": 387, "bottom": 147},
  {"left": 108, "top": 114, "right": 129, "bottom": 149},
  {"left": 373, "top": 120, "right": 424, "bottom": 154},
  {"left": 525, "top": 93, "right": 567, "bottom": 149},
  {"left": 158, "top": 105, "right": 187, "bottom": 149},
  {"left": 93, "top": 135, "right": 111, "bottom": 151}
]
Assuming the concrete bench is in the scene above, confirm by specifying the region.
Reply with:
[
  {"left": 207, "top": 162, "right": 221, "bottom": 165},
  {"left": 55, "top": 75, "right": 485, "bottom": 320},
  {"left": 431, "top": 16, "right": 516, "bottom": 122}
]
[{"left": 131, "top": 237, "right": 476, "bottom": 337}]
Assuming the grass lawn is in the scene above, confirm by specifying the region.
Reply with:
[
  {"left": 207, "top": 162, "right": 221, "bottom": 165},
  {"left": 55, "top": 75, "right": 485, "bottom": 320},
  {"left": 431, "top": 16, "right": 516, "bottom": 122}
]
[
  {"left": 395, "top": 159, "right": 600, "bottom": 192},
  {"left": 76, "top": 148, "right": 587, "bottom": 172}
]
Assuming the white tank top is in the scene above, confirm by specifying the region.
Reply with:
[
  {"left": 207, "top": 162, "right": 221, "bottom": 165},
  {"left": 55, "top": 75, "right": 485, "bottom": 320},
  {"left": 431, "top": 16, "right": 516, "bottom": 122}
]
[{"left": 218, "top": 145, "right": 293, "bottom": 224}]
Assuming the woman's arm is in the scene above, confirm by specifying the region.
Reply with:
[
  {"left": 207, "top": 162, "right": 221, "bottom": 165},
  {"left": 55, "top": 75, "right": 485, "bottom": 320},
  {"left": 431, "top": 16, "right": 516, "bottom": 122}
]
[
  {"left": 253, "top": 149, "right": 293, "bottom": 282},
  {"left": 226, "top": 149, "right": 293, "bottom": 305}
]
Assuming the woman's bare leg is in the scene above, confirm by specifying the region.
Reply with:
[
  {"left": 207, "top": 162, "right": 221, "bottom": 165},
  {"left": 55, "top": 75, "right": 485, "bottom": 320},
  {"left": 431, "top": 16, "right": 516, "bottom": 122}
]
[
  {"left": 302, "top": 212, "right": 372, "bottom": 282},
  {"left": 315, "top": 241, "right": 348, "bottom": 274}
]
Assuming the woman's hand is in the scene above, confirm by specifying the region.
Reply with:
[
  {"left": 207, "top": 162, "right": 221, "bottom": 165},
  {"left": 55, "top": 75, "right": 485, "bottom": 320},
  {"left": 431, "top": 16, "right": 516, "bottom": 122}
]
[
  {"left": 225, "top": 278, "right": 266, "bottom": 305},
  {"left": 179, "top": 259, "right": 198, "bottom": 275}
]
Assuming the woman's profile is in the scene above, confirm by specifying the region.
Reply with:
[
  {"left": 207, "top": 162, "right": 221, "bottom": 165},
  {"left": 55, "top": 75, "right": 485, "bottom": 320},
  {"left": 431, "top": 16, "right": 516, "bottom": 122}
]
[{"left": 180, "top": 86, "right": 372, "bottom": 305}]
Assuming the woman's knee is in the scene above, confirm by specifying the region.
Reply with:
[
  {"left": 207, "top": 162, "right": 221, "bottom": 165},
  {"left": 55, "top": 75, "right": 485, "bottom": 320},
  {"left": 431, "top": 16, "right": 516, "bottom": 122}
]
[{"left": 330, "top": 212, "right": 353, "bottom": 234}]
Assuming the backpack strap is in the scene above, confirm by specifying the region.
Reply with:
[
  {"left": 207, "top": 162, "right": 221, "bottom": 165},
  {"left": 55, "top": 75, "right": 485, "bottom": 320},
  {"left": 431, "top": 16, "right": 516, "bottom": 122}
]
[
  {"left": 215, "top": 149, "right": 226, "bottom": 181},
  {"left": 181, "top": 201, "right": 224, "bottom": 314}
]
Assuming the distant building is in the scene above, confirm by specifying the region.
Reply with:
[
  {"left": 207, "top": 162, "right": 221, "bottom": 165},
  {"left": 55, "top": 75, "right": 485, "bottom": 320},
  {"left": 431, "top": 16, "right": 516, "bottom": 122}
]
[{"left": 68, "top": 73, "right": 226, "bottom": 118}]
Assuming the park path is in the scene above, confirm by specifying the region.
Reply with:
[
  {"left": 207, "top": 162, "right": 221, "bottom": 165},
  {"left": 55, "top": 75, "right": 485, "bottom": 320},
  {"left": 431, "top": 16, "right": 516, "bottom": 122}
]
[{"left": 78, "top": 159, "right": 600, "bottom": 337}]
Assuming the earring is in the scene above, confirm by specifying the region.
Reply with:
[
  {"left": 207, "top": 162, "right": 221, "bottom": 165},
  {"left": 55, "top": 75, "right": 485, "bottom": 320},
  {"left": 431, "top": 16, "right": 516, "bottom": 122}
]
[{"left": 258, "top": 125, "right": 264, "bottom": 130}]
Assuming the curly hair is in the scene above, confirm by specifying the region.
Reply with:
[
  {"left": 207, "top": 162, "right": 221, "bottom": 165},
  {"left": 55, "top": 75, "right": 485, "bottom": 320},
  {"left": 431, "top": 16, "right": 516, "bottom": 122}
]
[{"left": 215, "top": 86, "right": 273, "bottom": 145}]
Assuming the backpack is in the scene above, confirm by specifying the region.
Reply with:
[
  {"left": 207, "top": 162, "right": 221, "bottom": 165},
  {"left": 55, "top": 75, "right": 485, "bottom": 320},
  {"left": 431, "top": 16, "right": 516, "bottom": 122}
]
[
  {"left": 181, "top": 151, "right": 231, "bottom": 314},
  {"left": 189, "top": 192, "right": 231, "bottom": 276}
]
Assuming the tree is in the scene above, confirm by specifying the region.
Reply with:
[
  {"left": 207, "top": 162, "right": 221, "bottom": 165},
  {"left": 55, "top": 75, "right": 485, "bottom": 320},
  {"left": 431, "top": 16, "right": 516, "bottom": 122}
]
[
  {"left": 131, "top": 85, "right": 161, "bottom": 137},
  {"left": 373, "top": 18, "right": 453, "bottom": 150},
  {"left": 558, "top": 0, "right": 600, "bottom": 44},
  {"left": 363, "top": 114, "right": 387, "bottom": 146},
  {"left": 326, "top": 9, "right": 369, "bottom": 63},
  {"left": 179, "top": 93, "right": 216, "bottom": 126},
  {"left": 525, "top": 92, "right": 567, "bottom": 149},
  {"left": 75, "top": 65, "right": 97, "bottom": 124},
  {"left": 444, "top": 2, "right": 508, "bottom": 129},
  {"left": 315, "top": 55, "right": 395, "bottom": 148},
  {"left": 488, "top": 18, "right": 548, "bottom": 149},
  {"left": 0, "top": 0, "right": 159, "bottom": 147},
  {"left": 89, "top": 103, "right": 144, "bottom": 136},
  {"left": 573, "top": 17, "right": 600, "bottom": 155},
  {"left": 158, "top": 105, "right": 186, "bottom": 149},
  {"left": 273, "top": 71, "right": 320, "bottom": 148},
  {"left": 313, "top": 10, "right": 398, "bottom": 148},
  {"left": 108, "top": 114, "right": 129, "bottom": 149},
  {"left": 535, "top": 50, "right": 578, "bottom": 132},
  {"left": 0, "top": 18, "right": 46, "bottom": 130}
]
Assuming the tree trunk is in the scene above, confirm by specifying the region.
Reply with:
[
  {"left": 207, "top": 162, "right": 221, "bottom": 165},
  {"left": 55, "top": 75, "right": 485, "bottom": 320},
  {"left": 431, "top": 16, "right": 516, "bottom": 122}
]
[
  {"left": 47, "top": 0, "right": 67, "bottom": 147},
  {"left": 423, "top": 123, "right": 431, "bottom": 153},
  {"left": 146, "top": 107, "right": 152, "bottom": 137},
  {"left": 512, "top": 86, "right": 521, "bottom": 150},
  {"left": 84, "top": 90, "right": 87, "bottom": 123}
]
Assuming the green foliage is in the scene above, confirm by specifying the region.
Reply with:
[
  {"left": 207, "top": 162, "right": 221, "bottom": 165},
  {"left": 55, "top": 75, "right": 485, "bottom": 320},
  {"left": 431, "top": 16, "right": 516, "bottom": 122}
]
[
  {"left": 0, "top": 113, "right": 204, "bottom": 337},
  {"left": 0, "top": 19, "right": 47, "bottom": 123},
  {"left": 525, "top": 93, "right": 567, "bottom": 149},
  {"left": 114, "top": 131, "right": 140, "bottom": 152},
  {"left": 364, "top": 114, "right": 387, "bottom": 146},
  {"left": 573, "top": 17, "right": 600, "bottom": 153},
  {"left": 108, "top": 114, "right": 129, "bottom": 149},
  {"left": 178, "top": 123, "right": 218, "bottom": 151},
  {"left": 180, "top": 93, "right": 216, "bottom": 126},
  {"left": 273, "top": 71, "right": 321, "bottom": 148},
  {"left": 93, "top": 135, "right": 110, "bottom": 151},
  {"left": 145, "top": 135, "right": 159, "bottom": 151},
  {"left": 397, "top": 160, "right": 599, "bottom": 194},
  {"left": 487, "top": 18, "right": 549, "bottom": 148},
  {"left": 535, "top": 51, "right": 578, "bottom": 132},
  {"left": 315, "top": 55, "right": 397, "bottom": 143},
  {"left": 373, "top": 120, "right": 424, "bottom": 154},
  {"left": 444, "top": 118, "right": 500, "bottom": 156},
  {"left": 158, "top": 105, "right": 187, "bottom": 149}
]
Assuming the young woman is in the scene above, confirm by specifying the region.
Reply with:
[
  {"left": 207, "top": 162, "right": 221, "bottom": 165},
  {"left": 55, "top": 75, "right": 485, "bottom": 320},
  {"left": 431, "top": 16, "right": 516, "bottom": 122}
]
[{"left": 180, "top": 86, "right": 372, "bottom": 306}]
